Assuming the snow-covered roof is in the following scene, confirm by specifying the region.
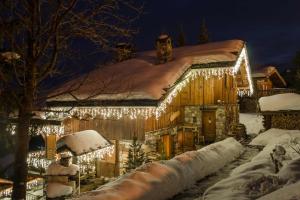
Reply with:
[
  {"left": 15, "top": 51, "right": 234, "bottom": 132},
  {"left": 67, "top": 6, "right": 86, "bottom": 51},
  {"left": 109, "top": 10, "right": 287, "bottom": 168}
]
[
  {"left": 252, "top": 66, "right": 287, "bottom": 87},
  {"left": 259, "top": 93, "right": 300, "bottom": 112},
  {"left": 57, "top": 130, "right": 111, "bottom": 155},
  {"left": 48, "top": 40, "right": 244, "bottom": 103}
]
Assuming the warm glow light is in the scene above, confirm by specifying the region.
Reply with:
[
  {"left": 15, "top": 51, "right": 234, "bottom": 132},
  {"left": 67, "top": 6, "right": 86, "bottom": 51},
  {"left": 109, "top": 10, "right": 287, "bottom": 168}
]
[
  {"left": 0, "top": 178, "right": 44, "bottom": 198},
  {"left": 7, "top": 124, "right": 64, "bottom": 136},
  {"left": 27, "top": 151, "right": 53, "bottom": 170},
  {"left": 47, "top": 46, "right": 253, "bottom": 120},
  {"left": 77, "top": 145, "right": 114, "bottom": 174}
]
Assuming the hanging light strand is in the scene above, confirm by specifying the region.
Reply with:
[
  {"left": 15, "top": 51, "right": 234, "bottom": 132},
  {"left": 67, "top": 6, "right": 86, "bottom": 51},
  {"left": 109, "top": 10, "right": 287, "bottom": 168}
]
[{"left": 47, "top": 46, "right": 253, "bottom": 120}]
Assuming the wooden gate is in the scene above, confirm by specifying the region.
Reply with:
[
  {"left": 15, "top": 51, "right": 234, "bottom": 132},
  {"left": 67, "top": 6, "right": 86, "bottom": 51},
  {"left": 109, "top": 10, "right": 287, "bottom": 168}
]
[{"left": 202, "top": 110, "right": 216, "bottom": 143}]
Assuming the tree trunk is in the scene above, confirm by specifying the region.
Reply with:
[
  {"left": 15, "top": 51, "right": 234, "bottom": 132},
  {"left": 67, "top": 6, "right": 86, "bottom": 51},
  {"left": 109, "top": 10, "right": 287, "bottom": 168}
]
[{"left": 11, "top": 104, "right": 31, "bottom": 200}]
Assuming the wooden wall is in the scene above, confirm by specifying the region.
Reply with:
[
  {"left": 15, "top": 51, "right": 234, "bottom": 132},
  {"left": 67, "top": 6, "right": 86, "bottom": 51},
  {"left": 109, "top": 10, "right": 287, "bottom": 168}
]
[
  {"left": 64, "top": 116, "right": 145, "bottom": 140},
  {"left": 63, "top": 68, "right": 242, "bottom": 140},
  {"left": 145, "top": 74, "right": 238, "bottom": 132}
]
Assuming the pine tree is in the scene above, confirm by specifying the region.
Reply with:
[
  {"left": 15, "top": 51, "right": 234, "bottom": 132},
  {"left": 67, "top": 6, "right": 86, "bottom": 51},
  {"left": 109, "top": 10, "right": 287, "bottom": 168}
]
[
  {"left": 199, "top": 19, "right": 210, "bottom": 44},
  {"left": 177, "top": 25, "right": 186, "bottom": 47},
  {"left": 125, "top": 136, "right": 148, "bottom": 173}
]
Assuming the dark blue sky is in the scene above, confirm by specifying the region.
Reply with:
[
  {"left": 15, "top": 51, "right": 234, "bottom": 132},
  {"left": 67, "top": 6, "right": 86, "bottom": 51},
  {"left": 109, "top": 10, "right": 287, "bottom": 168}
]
[{"left": 133, "top": 0, "right": 300, "bottom": 69}]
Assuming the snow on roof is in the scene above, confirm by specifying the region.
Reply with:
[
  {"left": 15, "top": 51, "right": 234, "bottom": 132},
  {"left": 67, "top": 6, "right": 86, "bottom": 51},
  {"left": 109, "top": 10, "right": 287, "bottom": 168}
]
[
  {"left": 259, "top": 93, "right": 300, "bottom": 111},
  {"left": 252, "top": 66, "right": 287, "bottom": 87},
  {"left": 58, "top": 130, "right": 111, "bottom": 155},
  {"left": 49, "top": 40, "right": 244, "bottom": 102},
  {"left": 252, "top": 66, "right": 276, "bottom": 78},
  {"left": 46, "top": 162, "right": 79, "bottom": 176}
]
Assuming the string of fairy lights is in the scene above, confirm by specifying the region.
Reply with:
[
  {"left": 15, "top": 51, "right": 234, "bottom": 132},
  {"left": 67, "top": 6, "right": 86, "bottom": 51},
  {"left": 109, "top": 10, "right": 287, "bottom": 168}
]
[
  {"left": 26, "top": 146, "right": 115, "bottom": 174},
  {"left": 27, "top": 151, "right": 53, "bottom": 170},
  {"left": 0, "top": 178, "right": 44, "bottom": 198},
  {"left": 77, "top": 145, "right": 114, "bottom": 174},
  {"left": 7, "top": 124, "right": 64, "bottom": 136},
  {"left": 47, "top": 46, "right": 253, "bottom": 120}
]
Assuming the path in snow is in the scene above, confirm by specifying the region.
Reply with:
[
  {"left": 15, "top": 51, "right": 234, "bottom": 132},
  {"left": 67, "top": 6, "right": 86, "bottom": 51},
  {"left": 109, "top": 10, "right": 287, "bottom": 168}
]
[{"left": 171, "top": 145, "right": 260, "bottom": 200}]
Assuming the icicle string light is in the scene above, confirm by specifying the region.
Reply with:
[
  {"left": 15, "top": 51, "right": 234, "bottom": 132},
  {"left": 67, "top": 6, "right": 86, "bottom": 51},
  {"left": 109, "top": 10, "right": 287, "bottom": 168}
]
[
  {"left": 7, "top": 124, "right": 64, "bottom": 136},
  {"left": 77, "top": 145, "right": 114, "bottom": 174},
  {"left": 27, "top": 151, "right": 53, "bottom": 170},
  {"left": 47, "top": 46, "right": 253, "bottom": 120},
  {"left": 0, "top": 178, "right": 44, "bottom": 198}
]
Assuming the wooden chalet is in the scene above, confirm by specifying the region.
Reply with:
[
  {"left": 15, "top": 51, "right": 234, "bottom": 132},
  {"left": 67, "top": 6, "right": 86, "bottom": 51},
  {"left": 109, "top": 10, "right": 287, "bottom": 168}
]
[
  {"left": 252, "top": 66, "right": 289, "bottom": 97},
  {"left": 46, "top": 38, "right": 253, "bottom": 162},
  {"left": 240, "top": 66, "right": 296, "bottom": 112}
]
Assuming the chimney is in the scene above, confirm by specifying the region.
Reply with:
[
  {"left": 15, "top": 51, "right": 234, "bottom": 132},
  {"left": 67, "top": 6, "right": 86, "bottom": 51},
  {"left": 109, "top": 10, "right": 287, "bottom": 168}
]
[
  {"left": 115, "top": 43, "right": 133, "bottom": 62},
  {"left": 156, "top": 34, "right": 173, "bottom": 64}
]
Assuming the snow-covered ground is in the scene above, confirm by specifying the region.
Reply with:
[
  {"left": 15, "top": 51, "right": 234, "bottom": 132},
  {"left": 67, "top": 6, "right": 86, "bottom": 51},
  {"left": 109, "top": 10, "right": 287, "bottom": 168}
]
[
  {"left": 172, "top": 146, "right": 260, "bottom": 200},
  {"left": 239, "top": 113, "right": 264, "bottom": 135},
  {"left": 74, "top": 138, "right": 243, "bottom": 200},
  {"left": 201, "top": 128, "right": 300, "bottom": 200}
]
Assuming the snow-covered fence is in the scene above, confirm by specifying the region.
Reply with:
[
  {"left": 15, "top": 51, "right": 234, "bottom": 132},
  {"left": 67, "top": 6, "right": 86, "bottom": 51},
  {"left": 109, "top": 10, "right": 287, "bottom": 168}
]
[{"left": 74, "top": 137, "right": 243, "bottom": 200}]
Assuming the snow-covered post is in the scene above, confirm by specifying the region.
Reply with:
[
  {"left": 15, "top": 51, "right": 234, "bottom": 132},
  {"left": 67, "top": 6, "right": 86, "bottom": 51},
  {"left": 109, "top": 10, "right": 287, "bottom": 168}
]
[{"left": 46, "top": 152, "right": 80, "bottom": 199}]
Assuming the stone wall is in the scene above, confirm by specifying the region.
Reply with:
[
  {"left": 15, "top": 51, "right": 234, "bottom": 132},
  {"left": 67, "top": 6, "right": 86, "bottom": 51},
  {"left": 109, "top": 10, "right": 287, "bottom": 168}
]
[
  {"left": 184, "top": 106, "right": 202, "bottom": 126},
  {"left": 216, "top": 106, "right": 226, "bottom": 141}
]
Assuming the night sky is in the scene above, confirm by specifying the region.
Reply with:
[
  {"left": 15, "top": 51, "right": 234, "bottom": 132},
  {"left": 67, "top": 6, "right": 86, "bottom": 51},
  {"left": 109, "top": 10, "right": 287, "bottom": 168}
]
[{"left": 133, "top": 0, "right": 300, "bottom": 69}]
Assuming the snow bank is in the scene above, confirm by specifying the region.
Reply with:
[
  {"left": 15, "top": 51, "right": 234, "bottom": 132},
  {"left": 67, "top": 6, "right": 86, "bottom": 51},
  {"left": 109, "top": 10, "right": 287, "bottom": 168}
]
[
  {"left": 257, "top": 181, "right": 300, "bottom": 200},
  {"left": 46, "top": 182, "right": 73, "bottom": 198},
  {"left": 250, "top": 128, "right": 300, "bottom": 146},
  {"left": 75, "top": 138, "right": 243, "bottom": 200},
  {"left": 58, "top": 130, "right": 111, "bottom": 155},
  {"left": 202, "top": 129, "right": 300, "bottom": 200},
  {"left": 46, "top": 162, "right": 79, "bottom": 176},
  {"left": 258, "top": 158, "right": 300, "bottom": 200},
  {"left": 239, "top": 113, "right": 264, "bottom": 135},
  {"left": 259, "top": 93, "right": 300, "bottom": 111}
]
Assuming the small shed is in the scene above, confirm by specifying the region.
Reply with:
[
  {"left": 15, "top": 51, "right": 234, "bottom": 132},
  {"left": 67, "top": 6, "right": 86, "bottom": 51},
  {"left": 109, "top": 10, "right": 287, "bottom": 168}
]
[
  {"left": 252, "top": 66, "right": 287, "bottom": 92},
  {"left": 56, "top": 130, "right": 114, "bottom": 175},
  {"left": 259, "top": 93, "right": 300, "bottom": 130},
  {"left": 57, "top": 130, "right": 111, "bottom": 155}
]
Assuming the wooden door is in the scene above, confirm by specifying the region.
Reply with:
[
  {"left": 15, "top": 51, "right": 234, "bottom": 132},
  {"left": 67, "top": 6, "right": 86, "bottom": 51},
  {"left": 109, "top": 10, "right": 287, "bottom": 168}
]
[
  {"left": 202, "top": 110, "right": 216, "bottom": 143},
  {"left": 46, "top": 134, "right": 57, "bottom": 160},
  {"left": 161, "top": 135, "right": 172, "bottom": 159}
]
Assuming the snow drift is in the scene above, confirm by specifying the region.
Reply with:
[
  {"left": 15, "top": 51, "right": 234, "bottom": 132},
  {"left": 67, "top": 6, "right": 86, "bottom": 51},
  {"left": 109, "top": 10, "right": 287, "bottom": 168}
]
[
  {"left": 75, "top": 137, "right": 243, "bottom": 200},
  {"left": 259, "top": 93, "right": 300, "bottom": 111},
  {"left": 239, "top": 113, "right": 264, "bottom": 135},
  {"left": 202, "top": 128, "right": 300, "bottom": 200}
]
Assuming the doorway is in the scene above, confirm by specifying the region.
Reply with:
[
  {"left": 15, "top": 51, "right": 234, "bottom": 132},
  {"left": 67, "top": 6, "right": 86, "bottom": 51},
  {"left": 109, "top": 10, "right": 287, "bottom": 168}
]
[{"left": 202, "top": 110, "right": 216, "bottom": 143}]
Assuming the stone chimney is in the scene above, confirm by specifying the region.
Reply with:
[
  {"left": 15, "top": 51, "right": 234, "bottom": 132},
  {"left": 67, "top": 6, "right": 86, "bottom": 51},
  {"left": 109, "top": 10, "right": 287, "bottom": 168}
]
[
  {"left": 156, "top": 34, "right": 173, "bottom": 64},
  {"left": 115, "top": 43, "right": 133, "bottom": 62}
]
